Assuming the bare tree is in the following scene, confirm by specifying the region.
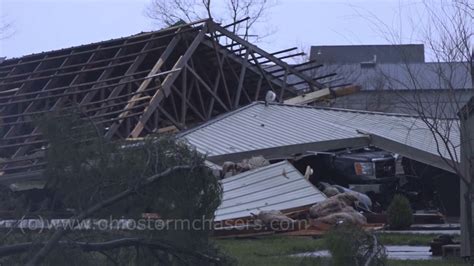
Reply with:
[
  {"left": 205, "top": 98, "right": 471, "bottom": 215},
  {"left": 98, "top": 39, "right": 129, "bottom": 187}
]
[
  {"left": 0, "top": 16, "right": 14, "bottom": 40},
  {"left": 359, "top": 0, "right": 473, "bottom": 257},
  {"left": 145, "top": 0, "right": 276, "bottom": 41}
]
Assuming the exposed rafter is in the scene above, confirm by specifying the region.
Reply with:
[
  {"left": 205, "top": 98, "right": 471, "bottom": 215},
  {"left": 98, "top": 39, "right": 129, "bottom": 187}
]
[{"left": 0, "top": 19, "right": 338, "bottom": 183}]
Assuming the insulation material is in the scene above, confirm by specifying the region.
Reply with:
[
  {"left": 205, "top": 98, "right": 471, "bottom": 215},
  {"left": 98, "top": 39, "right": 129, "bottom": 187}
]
[{"left": 309, "top": 192, "right": 367, "bottom": 226}]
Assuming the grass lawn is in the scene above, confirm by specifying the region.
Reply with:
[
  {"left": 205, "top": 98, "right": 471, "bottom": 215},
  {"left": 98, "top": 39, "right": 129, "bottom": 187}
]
[{"left": 215, "top": 233, "right": 468, "bottom": 266}]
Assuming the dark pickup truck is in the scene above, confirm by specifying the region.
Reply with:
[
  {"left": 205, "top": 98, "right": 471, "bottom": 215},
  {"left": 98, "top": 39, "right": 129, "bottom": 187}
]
[
  {"left": 291, "top": 147, "right": 397, "bottom": 185},
  {"left": 288, "top": 147, "right": 398, "bottom": 208},
  {"left": 329, "top": 148, "right": 396, "bottom": 184}
]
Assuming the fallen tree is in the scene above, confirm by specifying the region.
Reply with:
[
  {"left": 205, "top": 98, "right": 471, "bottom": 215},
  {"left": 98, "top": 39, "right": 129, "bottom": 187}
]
[{"left": 0, "top": 110, "right": 226, "bottom": 265}]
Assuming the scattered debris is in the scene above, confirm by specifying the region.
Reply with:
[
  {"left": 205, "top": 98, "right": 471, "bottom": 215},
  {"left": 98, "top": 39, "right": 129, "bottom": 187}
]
[
  {"left": 309, "top": 193, "right": 367, "bottom": 225},
  {"left": 221, "top": 156, "right": 270, "bottom": 178},
  {"left": 252, "top": 210, "right": 295, "bottom": 225},
  {"left": 295, "top": 246, "right": 439, "bottom": 261},
  {"left": 314, "top": 210, "right": 367, "bottom": 226},
  {"left": 430, "top": 235, "right": 458, "bottom": 256},
  {"left": 309, "top": 196, "right": 350, "bottom": 218}
]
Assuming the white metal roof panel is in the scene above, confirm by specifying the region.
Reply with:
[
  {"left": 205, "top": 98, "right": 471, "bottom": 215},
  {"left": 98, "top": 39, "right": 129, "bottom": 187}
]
[
  {"left": 214, "top": 160, "right": 326, "bottom": 221},
  {"left": 180, "top": 102, "right": 460, "bottom": 160}
]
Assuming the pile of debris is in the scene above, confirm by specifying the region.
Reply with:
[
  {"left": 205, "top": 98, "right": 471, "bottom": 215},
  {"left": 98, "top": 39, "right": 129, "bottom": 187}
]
[
  {"left": 211, "top": 151, "right": 453, "bottom": 242},
  {"left": 213, "top": 159, "right": 380, "bottom": 238}
]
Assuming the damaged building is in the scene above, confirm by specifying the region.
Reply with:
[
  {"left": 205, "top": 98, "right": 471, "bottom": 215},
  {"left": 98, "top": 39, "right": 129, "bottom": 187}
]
[
  {"left": 0, "top": 19, "right": 336, "bottom": 183},
  {"left": 178, "top": 101, "right": 461, "bottom": 218},
  {"left": 0, "top": 18, "right": 470, "bottom": 257}
]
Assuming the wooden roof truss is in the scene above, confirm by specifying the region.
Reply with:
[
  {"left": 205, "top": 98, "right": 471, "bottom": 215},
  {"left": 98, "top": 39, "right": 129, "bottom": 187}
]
[{"left": 0, "top": 19, "right": 332, "bottom": 182}]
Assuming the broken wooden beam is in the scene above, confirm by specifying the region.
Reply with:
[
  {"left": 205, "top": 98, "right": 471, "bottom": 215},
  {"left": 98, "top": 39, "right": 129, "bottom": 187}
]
[{"left": 283, "top": 85, "right": 361, "bottom": 105}]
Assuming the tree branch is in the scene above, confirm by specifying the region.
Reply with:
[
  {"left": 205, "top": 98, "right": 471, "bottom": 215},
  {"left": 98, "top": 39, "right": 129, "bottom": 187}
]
[
  {"left": 25, "top": 165, "right": 192, "bottom": 266},
  {"left": 2, "top": 237, "right": 220, "bottom": 263}
]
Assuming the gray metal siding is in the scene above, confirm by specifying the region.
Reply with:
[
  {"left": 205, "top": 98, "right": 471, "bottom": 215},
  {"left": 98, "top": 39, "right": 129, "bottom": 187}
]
[
  {"left": 324, "top": 89, "right": 474, "bottom": 118},
  {"left": 310, "top": 44, "right": 425, "bottom": 64},
  {"left": 313, "top": 62, "right": 473, "bottom": 91}
]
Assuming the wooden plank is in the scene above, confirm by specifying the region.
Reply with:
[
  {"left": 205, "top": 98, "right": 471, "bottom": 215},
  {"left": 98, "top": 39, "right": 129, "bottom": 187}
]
[
  {"left": 1, "top": 60, "right": 135, "bottom": 88},
  {"left": 248, "top": 51, "right": 276, "bottom": 93},
  {"left": 84, "top": 38, "right": 162, "bottom": 116},
  {"left": 206, "top": 71, "right": 222, "bottom": 119},
  {"left": 0, "top": 170, "right": 44, "bottom": 184},
  {"left": 79, "top": 42, "right": 156, "bottom": 106},
  {"left": 254, "top": 77, "right": 263, "bottom": 101},
  {"left": 0, "top": 57, "right": 45, "bottom": 114},
  {"left": 0, "top": 21, "right": 206, "bottom": 72},
  {"left": 283, "top": 88, "right": 331, "bottom": 105},
  {"left": 2, "top": 52, "right": 76, "bottom": 140},
  {"left": 190, "top": 66, "right": 207, "bottom": 115},
  {"left": 156, "top": 105, "right": 182, "bottom": 130},
  {"left": 180, "top": 68, "right": 188, "bottom": 123},
  {"left": 258, "top": 52, "right": 305, "bottom": 64},
  {"left": 6, "top": 46, "right": 121, "bottom": 159},
  {"left": 209, "top": 31, "right": 234, "bottom": 107},
  {"left": 209, "top": 21, "right": 323, "bottom": 90},
  {"left": 0, "top": 69, "right": 151, "bottom": 103},
  {"left": 157, "top": 125, "right": 178, "bottom": 134},
  {"left": 169, "top": 84, "right": 206, "bottom": 121},
  {"left": 0, "top": 83, "right": 158, "bottom": 121},
  {"left": 199, "top": 38, "right": 299, "bottom": 100},
  {"left": 0, "top": 45, "right": 166, "bottom": 83},
  {"left": 283, "top": 85, "right": 361, "bottom": 105},
  {"left": 233, "top": 49, "right": 250, "bottom": 108},
  {"left": 252, "top": 47, "right": 298, "bottom": 61},
  {"left": 185, "top": 64, "right": 229, "bottom": 112},
  {"left": 130, "top": 25, "right": 208, "bottom": 138},
  {"left": 279, "top": 67, "right": 289, "bottom": 102},
  {"left": 0, "top": 88, "right": 20, "bottom": 94},
  {"left": 104, "top": 34, "right": 182, "bottom": 139},
  {"left": 6, "top": 45, "right": 120, "bottom": 158}
]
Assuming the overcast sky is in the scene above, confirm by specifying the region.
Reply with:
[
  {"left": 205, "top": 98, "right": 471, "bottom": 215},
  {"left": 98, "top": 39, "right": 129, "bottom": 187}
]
[{"left": 0, "top": 0, "right": 430, "bottom": 59}]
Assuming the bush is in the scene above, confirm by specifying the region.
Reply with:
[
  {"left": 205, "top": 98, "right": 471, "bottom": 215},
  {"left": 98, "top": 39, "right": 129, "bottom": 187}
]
[
  {"left": 387, "top": 194, "right": 413, "bottom": 230},
  {"left": 325, "top": 224, "right": 386, "bottom": 266}
]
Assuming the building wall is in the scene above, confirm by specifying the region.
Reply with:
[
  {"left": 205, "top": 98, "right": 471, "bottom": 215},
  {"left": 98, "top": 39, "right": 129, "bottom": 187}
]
[
  {"left": 303, "top": 44, "right": 472, "bottom": 118},
  {"left": 310, "top": 44, "right": 425, "bottom": 64},
  {"left": 316, "top": 89, "right": 474, "bottom": 118}
]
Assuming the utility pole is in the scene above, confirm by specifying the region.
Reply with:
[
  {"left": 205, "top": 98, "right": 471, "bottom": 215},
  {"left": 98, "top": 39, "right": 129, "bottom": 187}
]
[{"left": 460, "top": 97, "right": 474, "bottom": 258}]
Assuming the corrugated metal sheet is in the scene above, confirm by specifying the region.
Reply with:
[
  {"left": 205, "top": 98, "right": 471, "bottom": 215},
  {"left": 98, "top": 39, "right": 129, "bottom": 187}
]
[
  {"left": 180, "top": 102, "right": 460, "bottom": 160},
  {"left": 215, "top": 160, "right": 326, "bottom": 221}
]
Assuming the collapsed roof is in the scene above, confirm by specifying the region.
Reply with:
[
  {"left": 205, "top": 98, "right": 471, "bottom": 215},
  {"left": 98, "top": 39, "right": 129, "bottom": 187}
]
[
  {"left": 0, "top": 19, "right": 335, "bottom": 183},
  {"left": 179, "top": 102, "right": 460, "bottom": 173},
  {"left": 215, "top": 160, "right": 326, "bottom": 222}
]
